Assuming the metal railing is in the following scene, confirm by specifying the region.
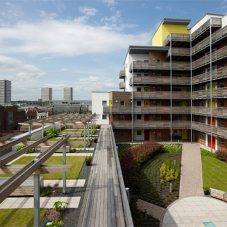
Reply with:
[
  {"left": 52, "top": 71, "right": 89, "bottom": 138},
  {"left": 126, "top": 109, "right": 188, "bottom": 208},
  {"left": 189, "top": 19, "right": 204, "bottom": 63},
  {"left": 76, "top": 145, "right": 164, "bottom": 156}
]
[
  {"left": 192, "top": 45, "right": 227, "bottom": 69},
  {"left": 166, "top": 48, "right": 190, "bottom": 57},
  {"left": 192, "top": 66, "right": 227, "bottom": 84},
  {"left": 192, "top": 87, "right": 227, "bottom": 99},
  {"left": 129, "top": 76, "right": 190, "bottom": 85},
  {"left": 192, "top": 106, "right": 227, "bottom": 118},
  {"left": 112, "top": 121, "right": 191, "bottom": 129},
  {"left": 131, "top": 91, "right": 191, "bottom": 99},
  {"left": 130, "top": 61, "right": 190, "bottom": 71},
  {"left": 110, "top": 124, "right": 134, "bottom": 227},
  {"left": 163, "top": 33, "right": 190, "bottom": 46},
  {"left": 119, "top": 82, "right": 126, "bottom": 89},
  {"left": 191, "top": 17, "right": 221, "bottom": 41},
  {"left": 119, "top": 70, "right": 125, "bottom": 79}
]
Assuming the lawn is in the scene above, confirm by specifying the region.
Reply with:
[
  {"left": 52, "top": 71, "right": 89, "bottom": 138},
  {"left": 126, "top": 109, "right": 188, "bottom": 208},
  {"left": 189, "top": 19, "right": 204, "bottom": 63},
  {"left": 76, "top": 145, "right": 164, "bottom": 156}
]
[
  {"left": 0, "top": 156, "right": 85, "bottom": 180},
  {"left": 202, "top": 154, "right": 227, "bottom": 192},
  {"left": 0, "top": 208, "right": 47, "bottom": 227},
  {"left": 47, "top": 138, "right": 84, "bottom": 141}
]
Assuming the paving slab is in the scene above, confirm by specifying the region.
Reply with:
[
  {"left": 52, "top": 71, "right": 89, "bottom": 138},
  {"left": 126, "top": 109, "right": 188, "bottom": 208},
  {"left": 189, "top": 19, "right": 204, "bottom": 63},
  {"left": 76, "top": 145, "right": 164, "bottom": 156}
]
[{"left": 43, "top": 179, "right": 85, "bottom": 188}]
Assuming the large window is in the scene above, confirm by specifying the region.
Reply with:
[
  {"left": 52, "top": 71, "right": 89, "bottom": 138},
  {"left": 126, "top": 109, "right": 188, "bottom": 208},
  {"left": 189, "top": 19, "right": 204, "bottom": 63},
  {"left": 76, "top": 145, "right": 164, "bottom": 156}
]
[
  {"left": 137, "top": 130, "right": 142, "bottom": 136},
  {"left": 201, "top": 133, "right": 205, "bottom": 139},
  {"left": 120, "top": 131, "right": 125, "bottom": 137},
  {"left": 102, "top": 100, "right": 107, "bottom": 106},
  {"left": 137, "top": 101, "right": 141, "bottom": 106},
  {"left": 219, "top": 139, "right": 224, "bottom": 147},
  {"left": 137, "top": 115, "right": 141, "bottom": 120},
  {"left": 120, "top": 115, "right": 125, "bottom": 120},
  {"left": 102, "top": 114, "right": 107, "bottom": 120},
  {"left": 219, "top": 119, "right": 224, "bottom": 126}
]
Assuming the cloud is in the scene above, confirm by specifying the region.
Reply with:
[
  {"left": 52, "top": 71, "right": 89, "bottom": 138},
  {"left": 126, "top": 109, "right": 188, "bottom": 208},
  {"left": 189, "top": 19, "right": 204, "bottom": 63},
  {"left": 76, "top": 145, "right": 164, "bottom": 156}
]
[
  {"left": 216, "top": 5, "right": 227, "bottom": 10},
  {"left": 79, "top": 7, "right": 99, "bottom": 16},
  {"left": 39, "top": 10, "right": 58, "bottom": 18},
  {"left": 101, "top": 10, "right": 121, "bottom": 23},
  {"left": 0, "top": 55, "right": 45, "bottom": 80},
  {"left": 5, "top": 2, "right": 14, "bottom": 7},
  {"left": 57, "top": 3, "right": 65, "bottom": 11},
  {"left": 61, "top": 68, "right": 68, "bottom": 72},
  {"left": 0, "top": 10, "right": 23, "bottom": 19},
  {"left": 0, "top": 18, "right": 151, "bottom": 57},
  {"left": 155, "top": 6, "right": 162, "bottom": 10},
  {"left": 98, "top": 0, "right": 117, "bottom": 7}
]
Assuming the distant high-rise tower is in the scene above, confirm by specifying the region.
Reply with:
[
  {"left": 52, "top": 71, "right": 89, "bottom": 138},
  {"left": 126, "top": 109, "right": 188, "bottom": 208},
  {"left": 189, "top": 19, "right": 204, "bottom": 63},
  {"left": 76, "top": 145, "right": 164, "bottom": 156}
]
[
  {"left": 63, "top": 87, "right": 73, "bottom": 100},
  {"left": 0, "top": 80, "right": 11, "bottom": 105},
  {"left": 41, "top": 87, "right": 52, "bottom": 102}
]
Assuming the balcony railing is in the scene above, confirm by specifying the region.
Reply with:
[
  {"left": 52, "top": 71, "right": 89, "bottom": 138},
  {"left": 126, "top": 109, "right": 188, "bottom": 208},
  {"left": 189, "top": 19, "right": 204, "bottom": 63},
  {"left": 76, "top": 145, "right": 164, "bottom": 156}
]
[
  {"left": 192, "top": 107, "right": 227, "bottom": 118},
  {"left": 163, "top": 33, "right": 190, "bottom": 46},
  {"left": 119, "top": 82, "right": 125, "bottom": 89},
  {"left": 130, "top": 61, "right": 190, "bottom": 72},
  {"left": 119, "top": 70, "right": 125, "bottom": 79},
  {"left": 112, "top": 120, "right": 191, "bottom": 129},
  {"left": 191, "top": 17, "right": 222, "bottom": 41},
  {"left": 192, "top": 121, "right": 227, "bottom": 139},
  {"left": 192, "top": 66, "right": 227, "bottom": 84},
  {"left": 192, "top": 87, "right": 227, "bottom": 99},
  {"left": 103, "top": 106, "right": 191, "bottom": 114},
  {"left": 166, "top": 48, "right": 190, "bottom": 57},
  {"left": 129, "top": 76, "right": 190, "bottom": 85},
  {"left": 192, "top": 45, "right": 227, "bottom": 69},
  {"left": 192, "top": 26, "right": 227, "bottom": 55},
  {"left": 131, "top": 91, "right": 191, "bottom": 99}
]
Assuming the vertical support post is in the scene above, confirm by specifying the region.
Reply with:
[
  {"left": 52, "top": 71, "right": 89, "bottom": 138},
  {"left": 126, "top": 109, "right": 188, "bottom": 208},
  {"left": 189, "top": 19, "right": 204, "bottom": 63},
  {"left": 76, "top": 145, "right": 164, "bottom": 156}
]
[
  {"left": 144, "top": 208, "right": 147, "bottom": 220},
  {"left": 170, "top": 34, "right": 173, "bottom": 143},
  {"left": 210, "top": 18, "right": 213, "bottom": 153},
  {"left": 190, "top": 33, "right": 193, "bottom": 143},
  {"left": 132, "top": 61, "right": 134, "bottom": 144},
  {"left": 34, "top": 174, "right": 40, "bottom": 227},
  {"left": 88, "top": 125, "right": 89, "bottom": 142},
  {"left": 62, "top": 134, "right": 66, "bottom": 194},
  {"left": 84, "top": 124, "right": 86, "bottom": 151},
  {"left": 170, "top": 183, "right": 172, "bottom": 193},
  {"left": 126, "top": 187, "right": 130, "bottom": 202},
  {"left": 28, "top": 125, "right": 31, "bottom": 140},
  {"left": 42, "top": 124, "right": 44, "bottom": 138}
]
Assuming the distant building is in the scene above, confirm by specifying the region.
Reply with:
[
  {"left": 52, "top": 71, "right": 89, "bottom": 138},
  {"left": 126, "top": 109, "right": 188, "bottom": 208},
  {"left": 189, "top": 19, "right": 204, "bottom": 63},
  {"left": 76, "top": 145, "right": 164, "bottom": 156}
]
[
  {"left": 63, "top": 87, "right": 73, "bottom": 100},
  {"left": 41, "top": 87, "right": 52, "bottom": 102},
  {"left": 0, "top": 80, "right": 11, "bottom": 105},
  {"left": 27, "top": 107, "right": 48, "bottom": 120}
]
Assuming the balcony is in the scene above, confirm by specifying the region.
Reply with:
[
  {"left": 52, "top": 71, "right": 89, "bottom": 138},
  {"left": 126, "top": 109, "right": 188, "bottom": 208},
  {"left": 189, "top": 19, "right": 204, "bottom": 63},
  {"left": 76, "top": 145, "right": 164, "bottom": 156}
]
[
  {"left": 192, "top": 121, "right": 227, "bottom": 139},
  {"left": 119, "top": 82, "right": 125, "bottom": 89},
  {"left": 104, "top": 106, "right": 191, "bottom": 114},
  {"left": 166, "top": 48, "right": 190, "bottom": 58},
  {"left": 131, "top": 91, "right": 191, "bottom": 100},
  {"left": 129, "top": 76, "right": 190, "bottom": 85},
  {"left": 112, "top": 120, "right": 191, "bottom": 129},
  {"left": 192, "top": 107, "right": 227, "bottom": 118},
  {"left": 192, "top": 66, "right": 227, "bottom": 84},
  {"left": 192, "top": 87, "right": 227, "bottom": 99},
  {"left": 163, "top": 33, "right": 190, "bottom": 47},
  {"left": 191, "top": 17, "right": 222, "bottom": 41},
  {"left": 119, "top": 70, "right": 125, "bottom": 79},
  {"left": 192, "top": 45, "right": 227, "bottom": 70},
  {"left": 130, "top": 61, "right": 190, "bottom": 72}
]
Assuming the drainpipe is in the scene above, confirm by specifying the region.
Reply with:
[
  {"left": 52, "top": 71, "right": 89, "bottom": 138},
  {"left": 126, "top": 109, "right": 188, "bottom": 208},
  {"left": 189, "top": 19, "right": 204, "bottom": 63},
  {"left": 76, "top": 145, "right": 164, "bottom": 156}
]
[
  {"left": 170, "top": 34, "right": 173, "bottom": 143},
  {"left": 190, "top": 34, "right": 193, "bottom": 143},
  {"left": 132, "top": 62, "right": 134, "bottom": 143},
  {"left": 210, "top": 18, "right": 213, "bottom": 152}
]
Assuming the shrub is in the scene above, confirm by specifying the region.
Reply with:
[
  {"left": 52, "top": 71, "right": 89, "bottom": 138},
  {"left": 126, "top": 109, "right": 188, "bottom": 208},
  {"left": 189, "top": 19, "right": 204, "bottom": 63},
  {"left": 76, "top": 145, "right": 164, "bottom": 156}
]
[
  {"left": 17, "top": 145, "right": 35, "bottom": 154},
  {"left": 201, "top": 149, "right": 217, "bottom": 158},
  {"left": 53, "top": 201, "right": 69, "bottom": 211},
  {"left": 216, "top": 150, "right": 227, "bottom": 163},
  {"left": 44, "top": 127, "right": 57, "bottom": 138}
]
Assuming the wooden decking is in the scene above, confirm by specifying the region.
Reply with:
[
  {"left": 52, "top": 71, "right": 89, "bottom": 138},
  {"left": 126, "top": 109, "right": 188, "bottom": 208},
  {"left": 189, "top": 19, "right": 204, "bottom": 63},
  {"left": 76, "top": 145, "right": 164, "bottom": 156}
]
[{"left": 78, "top": 125, "right": 132, "bottom": 227}]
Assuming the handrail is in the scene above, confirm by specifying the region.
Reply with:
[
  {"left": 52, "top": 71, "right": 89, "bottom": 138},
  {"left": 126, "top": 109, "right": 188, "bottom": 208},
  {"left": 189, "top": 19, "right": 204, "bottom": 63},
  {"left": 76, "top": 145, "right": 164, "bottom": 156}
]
[
  {"left": 192, "top": 106, "right": 227, "bottom": 118},
  {"left": 166, "top": 48, "right": 190, "bottom": 57},
  {"left": 110, "top": 124, "right": 134, "bottom": 227},
  {"left": 192, "top": 87, "right": 227, "bottom": 99},
  {"left": 119, "top": 70, "right": 125, "bottom": 78},
  {"left": 163, "top": 33, "right": 190, "bottom": 46}
]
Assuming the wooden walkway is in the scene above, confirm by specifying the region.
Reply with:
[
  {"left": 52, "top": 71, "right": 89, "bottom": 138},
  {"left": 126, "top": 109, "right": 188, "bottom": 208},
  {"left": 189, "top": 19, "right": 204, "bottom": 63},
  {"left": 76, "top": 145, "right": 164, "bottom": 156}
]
[{"left": 78, "top": 125, "right": 128, "bottom": 227}]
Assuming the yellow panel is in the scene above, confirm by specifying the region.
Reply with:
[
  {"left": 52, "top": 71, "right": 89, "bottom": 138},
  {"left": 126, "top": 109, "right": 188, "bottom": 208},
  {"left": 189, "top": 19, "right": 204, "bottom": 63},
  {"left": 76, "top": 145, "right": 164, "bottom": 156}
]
[
  {"left": 145, "top": 101, "right": 149, "bottom": 107},
  {"left": 182, "top": 101, "right": 187, "bottom": 106},
  {"left": 144, "top": 87, "right": 149, "bottom": 92},
  {"left": 182, "top": 129, "right": 187, "bottom": 140},
  {"left": 208, "top": 101, "right": 215, "bottom": 108},
  {"left": 109, "top": 101, "right": 112, "bottom": 106},
  {"left": 152, "top": 24, "right": 189, "bottom": 47},
  {"left": 182, "top": 115, "right": 187, "bottom": 121}
]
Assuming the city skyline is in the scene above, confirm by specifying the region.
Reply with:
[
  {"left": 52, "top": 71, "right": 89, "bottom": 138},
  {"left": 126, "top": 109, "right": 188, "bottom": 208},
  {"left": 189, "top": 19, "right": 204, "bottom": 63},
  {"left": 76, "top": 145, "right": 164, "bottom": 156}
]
[{"left": 0, "top": 0, "right": 226, "bottom": 100}]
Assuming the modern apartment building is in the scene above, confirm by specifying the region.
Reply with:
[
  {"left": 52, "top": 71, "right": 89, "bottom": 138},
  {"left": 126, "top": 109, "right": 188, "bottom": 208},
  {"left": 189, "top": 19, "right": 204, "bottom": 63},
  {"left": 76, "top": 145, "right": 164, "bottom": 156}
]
[
  {"left": 0, "top": 80, "right": 11, "bottom": 105},
  {"left": 102, "top": 13, "right": 227, "bottom": 152},
  {"left": 63, "top": 87, "right": 73, "bottom": 100},
  {"left": 41, "top": 87, "right": 52, "bottom": 102}
]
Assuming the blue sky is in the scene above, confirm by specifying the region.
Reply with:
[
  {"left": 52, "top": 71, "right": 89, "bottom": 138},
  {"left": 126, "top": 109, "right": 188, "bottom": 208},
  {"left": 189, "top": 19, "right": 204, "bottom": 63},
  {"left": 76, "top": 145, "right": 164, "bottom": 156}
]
[{"left": 0, "top": 0, "right": 225, "bottom": 101}]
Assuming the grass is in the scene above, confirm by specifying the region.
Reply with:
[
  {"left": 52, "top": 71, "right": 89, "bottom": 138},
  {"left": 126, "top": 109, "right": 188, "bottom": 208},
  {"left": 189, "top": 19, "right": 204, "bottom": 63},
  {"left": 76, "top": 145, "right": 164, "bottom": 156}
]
[
  {"left": 59, "top": 129, "right": 77, "bottom": 135},
  {"left": 0, "top": 208, "right": 47, "bottom": 227},
  {"left": 0, "top": 156, "right": 85, "bottom": 180},
  {"left": 201, "top": 153, "right": 227, "bottom": 192},
  {"left": 47, "top": 138, "right": 84, "bottom": 142},
  {"left": 71, "top": 145, "right": 84, "bottom": 148}
]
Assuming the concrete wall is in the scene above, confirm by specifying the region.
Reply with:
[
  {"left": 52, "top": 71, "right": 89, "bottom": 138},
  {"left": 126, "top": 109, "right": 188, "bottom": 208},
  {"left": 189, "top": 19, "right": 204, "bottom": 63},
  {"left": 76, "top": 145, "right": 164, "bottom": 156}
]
[{"left": 92, "top": 92, "right": 109, "bottom": 125}]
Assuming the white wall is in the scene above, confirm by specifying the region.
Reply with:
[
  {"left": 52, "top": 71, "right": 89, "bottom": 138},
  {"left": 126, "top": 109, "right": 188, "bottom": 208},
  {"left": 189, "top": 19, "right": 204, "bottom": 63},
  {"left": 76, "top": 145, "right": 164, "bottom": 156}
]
[
  {"left": 222, "top": 15, "right": 227, "bottom": 28},
  {"left": 134, "top": 129, "right": 144, "bottom": 140},
  {"left": 92, "top": 92, "right": 109, "bottom": 125},
  {"left": 190, "top": 14, "right": 223, "bottom": 34}
]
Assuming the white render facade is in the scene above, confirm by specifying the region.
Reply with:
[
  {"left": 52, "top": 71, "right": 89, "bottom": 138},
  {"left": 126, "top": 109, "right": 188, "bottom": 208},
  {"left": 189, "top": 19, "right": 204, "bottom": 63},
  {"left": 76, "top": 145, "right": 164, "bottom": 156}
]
[
  {"left": 63, "top": 87, "right": 73, "bottom": 100},
  {"left": 92, "top": 91, "right": 109, "bottom": 125},
  {"left": 41, "top": 87, "right": 52, "bottom": 102}
]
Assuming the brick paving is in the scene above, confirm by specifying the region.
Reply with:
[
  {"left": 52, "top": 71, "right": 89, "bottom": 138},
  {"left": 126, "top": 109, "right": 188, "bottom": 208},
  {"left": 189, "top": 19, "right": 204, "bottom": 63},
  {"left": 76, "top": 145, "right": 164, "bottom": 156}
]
[
  {"left": 137, "top": 199, "right": 166, "bottom": 221},
  {"left": 180, "top": 142, "right": 204, "bottom": 198}
]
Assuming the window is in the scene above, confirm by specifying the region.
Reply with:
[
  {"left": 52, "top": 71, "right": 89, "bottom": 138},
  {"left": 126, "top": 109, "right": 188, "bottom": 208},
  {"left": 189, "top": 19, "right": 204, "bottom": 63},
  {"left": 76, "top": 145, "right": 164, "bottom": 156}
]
[
  {"left": 102, "top": 100, "right": 107, "bottom": 106},
  {"left": 120, "top": 101, "right": 125, "bottom": 106},
  {"left": 157, "top": 59, "right": 161, "bottom": 62},
  {"left": 102, "top": 114, "right": 107, "bottom": 120},
  {"left": 219, "top": 118, "right": 224, "bottom": 126},
  {"left": 137, "top": 101, "right": 141, "bottom": 106},
  {"left": 157, "top": 73, "right": 161, "bottom": 76},
  {"left": 157, "top": 115, "right": 161, "bottom": 120},
  {"left": 8, "top": 112, "right": 13, "bottom": 118},
  {"left": 157, "top": 87, "right": 161, "bottom": 91},
  {"left": 157, "top": 101, "right": 161, "bottom": 106},
  {"left": 219, "top": 83, "right": 224, "bottom": 88},
  {"left": 219, "top": 101, "right": 224, "bottom": 107},
  {"left": 195, "top": 131, "right": 198, "bottom": 137},
  {"left": 137, "top": 130, "right": 142, "bottom": 136},
  {"left": 219, "top": 139, "right": 225, "bottom": 147},
  {"left": 137, "top": 74, "right": 141, "bottom": 77},
  {"left": 200, "top": 116, "right": 204, "bottom": 122},
  {"left": 157, "top": 131, "right": 161, "bottom": 137},
  {"left": 201, "top": 133, "right": 205, "bottom": 139},
  {"left": 137, "top": 87, "right": 141, "bottom": 92},
  {"left": 144, "top": 73, "right": 149, "bottom": 77},
  {"left": 120, "top": 131, "right": 125, "bottom": 137},
  {"left": 8, "top": 120, "right": 13, "bottom": 124},
  {"left": 137, "top": 115, "right": 141, "bottom": 120},
  {"left": 120, "top": 115, "right": 125, "bottom": 120}
]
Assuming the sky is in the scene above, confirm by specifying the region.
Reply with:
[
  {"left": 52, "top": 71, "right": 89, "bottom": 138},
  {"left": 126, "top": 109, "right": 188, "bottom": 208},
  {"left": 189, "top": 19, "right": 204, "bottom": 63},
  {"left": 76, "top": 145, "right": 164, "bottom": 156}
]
[{"left": 0, "top": 0, "right": 226, "bottom": 101}]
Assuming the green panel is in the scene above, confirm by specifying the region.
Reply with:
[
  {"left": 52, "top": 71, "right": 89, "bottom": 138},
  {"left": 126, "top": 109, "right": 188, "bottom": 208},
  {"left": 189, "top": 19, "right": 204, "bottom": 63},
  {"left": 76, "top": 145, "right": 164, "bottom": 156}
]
[{"left": 203, "top": 222, "right": 215, "bottom": 227}]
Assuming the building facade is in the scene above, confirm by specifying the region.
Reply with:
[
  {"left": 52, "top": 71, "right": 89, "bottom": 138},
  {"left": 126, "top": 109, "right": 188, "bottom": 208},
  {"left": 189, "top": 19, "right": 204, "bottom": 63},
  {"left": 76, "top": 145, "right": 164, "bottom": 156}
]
[
  {"left": 0, "top": 80, "right": 11, "bottom": 105},
  {"left": 103, "top": 13, "right": 227, "bottom": 151},
  {"left": 27, "top": 107, "right": 48, "bottom": 120},
  {"left": 63, "top": 87, "right": 73, "bottom": 100},
  {"left": 41, "top": 87, "right": 52, "bottom": 102}
]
